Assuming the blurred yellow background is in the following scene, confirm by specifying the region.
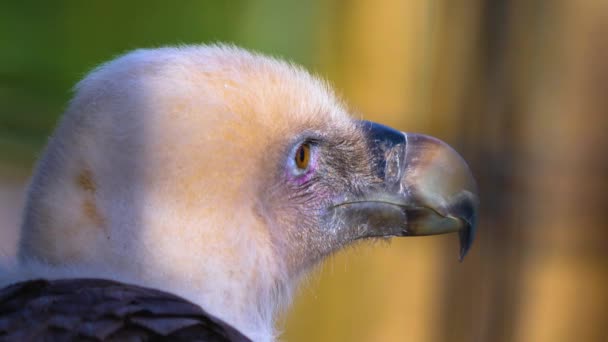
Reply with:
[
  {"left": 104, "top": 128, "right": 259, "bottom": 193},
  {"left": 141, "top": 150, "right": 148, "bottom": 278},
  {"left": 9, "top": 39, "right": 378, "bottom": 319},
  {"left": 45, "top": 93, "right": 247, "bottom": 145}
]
[{"left": 1, "top": 1, "right": 607, "bottom": 341}]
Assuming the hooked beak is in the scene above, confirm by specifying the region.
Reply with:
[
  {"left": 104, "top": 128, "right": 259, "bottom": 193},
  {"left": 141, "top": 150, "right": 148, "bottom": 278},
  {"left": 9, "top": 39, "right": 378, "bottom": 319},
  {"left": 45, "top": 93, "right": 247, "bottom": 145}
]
[{"left": 333, "top": 121, "right": 479, "bottom": 260}]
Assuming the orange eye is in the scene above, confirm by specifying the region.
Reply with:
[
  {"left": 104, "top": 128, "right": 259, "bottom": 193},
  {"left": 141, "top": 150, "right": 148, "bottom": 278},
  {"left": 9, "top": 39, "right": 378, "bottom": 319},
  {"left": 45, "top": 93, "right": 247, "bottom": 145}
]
[{"left": 295, "top": 143, "right": 311, "bottom": 169}]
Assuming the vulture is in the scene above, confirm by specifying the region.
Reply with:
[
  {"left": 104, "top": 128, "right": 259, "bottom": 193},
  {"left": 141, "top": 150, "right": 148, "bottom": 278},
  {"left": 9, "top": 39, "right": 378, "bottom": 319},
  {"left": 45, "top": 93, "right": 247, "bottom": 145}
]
[{"left": 0, "top": 45, "right": 478, "bottom": 341}]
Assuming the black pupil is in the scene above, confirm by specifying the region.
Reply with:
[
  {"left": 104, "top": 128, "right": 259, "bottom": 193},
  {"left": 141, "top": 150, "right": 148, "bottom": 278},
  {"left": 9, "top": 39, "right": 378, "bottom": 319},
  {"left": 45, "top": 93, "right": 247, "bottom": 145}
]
[{"left": 298, "top": 146, "right": 305, "bottom": 162}]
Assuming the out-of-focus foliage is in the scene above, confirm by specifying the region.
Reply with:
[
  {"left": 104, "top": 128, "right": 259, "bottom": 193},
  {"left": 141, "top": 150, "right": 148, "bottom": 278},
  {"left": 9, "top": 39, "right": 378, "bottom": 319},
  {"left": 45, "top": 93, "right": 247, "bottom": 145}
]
[
  {"left": 1, "top": 1, "right": 607, "bottom": 341},
  {"left": 0, "top": 0, "right": 322, "bottom": 164}
]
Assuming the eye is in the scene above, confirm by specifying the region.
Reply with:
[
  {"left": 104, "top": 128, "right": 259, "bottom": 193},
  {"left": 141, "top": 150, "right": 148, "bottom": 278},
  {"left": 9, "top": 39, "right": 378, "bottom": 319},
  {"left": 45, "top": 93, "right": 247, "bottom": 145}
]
[{"left": 294, "top": 143, "right": 311, "bottom": 170}]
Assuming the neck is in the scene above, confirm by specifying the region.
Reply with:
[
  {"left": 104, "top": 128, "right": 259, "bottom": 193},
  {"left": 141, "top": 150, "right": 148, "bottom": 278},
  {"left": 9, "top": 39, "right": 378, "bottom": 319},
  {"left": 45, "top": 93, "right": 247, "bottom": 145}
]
[
  {"left": 131, "top": 265, "right": 291, "bottom": 342},
  {"left": 5, "top": 256, "right": 292, "bottom": 342},
  {"left": 15, "top": 193, "right": 296, "bottom": 341}
]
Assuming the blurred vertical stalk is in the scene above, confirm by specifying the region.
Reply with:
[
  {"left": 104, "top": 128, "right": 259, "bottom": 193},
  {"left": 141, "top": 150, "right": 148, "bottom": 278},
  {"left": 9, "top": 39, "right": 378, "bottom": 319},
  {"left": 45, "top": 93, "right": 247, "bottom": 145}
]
[
  {"left": 511, "top": 1, "right": 608, "bottom": 341},
  {"left": 321, "top": 0, "right": 433, "bottom": 130}
]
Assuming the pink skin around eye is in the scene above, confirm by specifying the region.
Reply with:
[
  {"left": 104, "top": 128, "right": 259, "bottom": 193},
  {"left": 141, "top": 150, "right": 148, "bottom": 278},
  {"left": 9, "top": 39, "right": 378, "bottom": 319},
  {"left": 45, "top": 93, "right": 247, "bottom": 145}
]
[{"left": 285, "top": 152, "right": 318, "bottom": 186}]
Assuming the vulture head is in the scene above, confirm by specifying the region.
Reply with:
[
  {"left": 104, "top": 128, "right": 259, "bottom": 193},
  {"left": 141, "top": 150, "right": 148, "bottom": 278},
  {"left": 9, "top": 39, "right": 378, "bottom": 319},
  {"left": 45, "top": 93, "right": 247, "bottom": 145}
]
[{"left": 8, "top": 45, "right": 478, "bottom": 341}]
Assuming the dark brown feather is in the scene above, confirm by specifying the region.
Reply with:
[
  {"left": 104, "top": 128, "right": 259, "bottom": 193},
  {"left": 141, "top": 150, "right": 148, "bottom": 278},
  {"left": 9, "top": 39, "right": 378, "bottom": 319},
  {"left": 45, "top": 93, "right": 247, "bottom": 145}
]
[{"left": 0, "top": 279, "right": 251, "bottom": 342}]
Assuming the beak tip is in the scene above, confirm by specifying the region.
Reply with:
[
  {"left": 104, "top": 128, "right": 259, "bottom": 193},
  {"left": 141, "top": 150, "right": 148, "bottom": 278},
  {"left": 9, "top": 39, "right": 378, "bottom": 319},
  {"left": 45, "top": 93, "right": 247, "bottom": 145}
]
[
  {"left": 458, "top": 227, "right": 472, "bottom": 261},
  {"left": 457, "top": 203, "right": 477, "bottom": 261}
]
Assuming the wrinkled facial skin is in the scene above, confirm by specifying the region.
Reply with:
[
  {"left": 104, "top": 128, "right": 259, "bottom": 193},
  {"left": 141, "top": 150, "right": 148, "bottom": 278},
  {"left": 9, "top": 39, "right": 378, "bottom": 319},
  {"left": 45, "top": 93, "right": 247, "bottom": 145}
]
[{"left": 261, "top": 121, "right": 379, "bottom": 275}]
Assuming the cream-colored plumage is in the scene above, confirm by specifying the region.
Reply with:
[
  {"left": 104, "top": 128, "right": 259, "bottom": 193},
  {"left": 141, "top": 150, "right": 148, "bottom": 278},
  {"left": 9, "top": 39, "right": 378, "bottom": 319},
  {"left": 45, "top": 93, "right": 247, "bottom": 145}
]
[{"left": 10, "top": 45, "right": 352, "bottom": 341}]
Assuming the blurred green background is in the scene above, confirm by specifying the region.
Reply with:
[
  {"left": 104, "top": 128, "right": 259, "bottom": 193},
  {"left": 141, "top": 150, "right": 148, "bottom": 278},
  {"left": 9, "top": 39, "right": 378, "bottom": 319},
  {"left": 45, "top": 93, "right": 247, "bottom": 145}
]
[{"left": 1, "top": 1, "right": 607, "bottom": 341}]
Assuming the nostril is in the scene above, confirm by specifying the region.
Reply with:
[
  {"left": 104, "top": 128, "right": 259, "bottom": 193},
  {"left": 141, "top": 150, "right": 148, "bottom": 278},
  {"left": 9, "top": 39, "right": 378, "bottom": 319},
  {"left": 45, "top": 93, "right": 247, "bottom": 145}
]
[{"left": 383, "top": 144, "right": 405, "bottom": 187}]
